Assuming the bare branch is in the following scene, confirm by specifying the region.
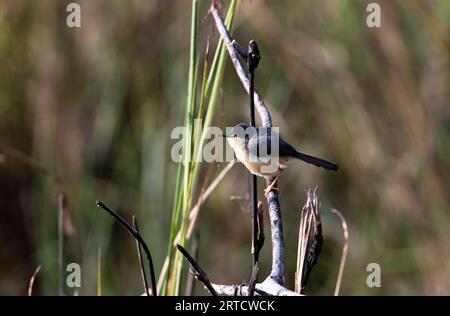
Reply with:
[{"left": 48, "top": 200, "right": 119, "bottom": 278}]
[
  {"left": 256, "top": 201, "right": 265, "bottom": 259},
  {"left": 265, "top": 189, "right": 285, "bottom": 284},
  {"left": 209, "top": 4, "right": 272, "bottom": 128},
  {"left": 133, "top": 215, "right": 150, "bottom": 296},
  {"left": 176, "top": 244, "right": 218, "bottom": 296},
  {"left": 96, "top": 200, "right": 157, "bottom": 296},
  {"left": 184, "top": 231, "right": 200, "bottom": 296},
  {"left": 210, "top": 2, "right": 285, "bottom": 286},
  {"left": 247, "top": 263, "right": 259, "bottom": 296},
  {"left": 245, "top": 38, "right": 261, "bottom": 269},
  {"left": 211, "top": 277, "right": 302, "bottom": 296}
]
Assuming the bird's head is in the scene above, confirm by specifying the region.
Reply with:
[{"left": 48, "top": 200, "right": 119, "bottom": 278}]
[{"left": 223, "top": 122, "right": 253, "bottom": 153}]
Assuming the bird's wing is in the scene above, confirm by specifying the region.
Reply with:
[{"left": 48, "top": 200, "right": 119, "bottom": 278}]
[
  {"left": 278, "top": 137, "right": 301, "bottom": 157},
  {"left": 249, "top": 129, "right": 339, "bottom": 171},
  {"left": 247, "top": 133, "right": 273, "bottom": 164},
  {"left": 247, "top": 132, "right": 299, "bottom": 157},
  {"left": 247, "top": 130, "right": 297, "bottom": 160}
]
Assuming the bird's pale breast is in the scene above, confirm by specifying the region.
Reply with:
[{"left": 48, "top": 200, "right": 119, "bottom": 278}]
[{"left": 241, "top": 155, "right": 290, "bottom": 177}]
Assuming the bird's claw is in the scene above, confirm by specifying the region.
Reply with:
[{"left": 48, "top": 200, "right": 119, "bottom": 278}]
[{"left": 264, "top": 179, "right": 279, "bottom": 197}]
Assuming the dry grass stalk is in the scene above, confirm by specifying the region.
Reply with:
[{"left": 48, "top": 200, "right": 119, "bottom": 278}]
[
  {"left": 295, "top": 187, "right": 323, "bottom": 294},
  {"left": 156, "top": 160, "right": 235, "bottom": 294},
  {"left": 330, "top": 208, "right": 349, "bottom": 296}
]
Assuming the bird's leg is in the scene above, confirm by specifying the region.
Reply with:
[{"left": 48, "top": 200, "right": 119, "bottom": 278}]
[{"left": 264, "top": 175, "right": 279, "bottom": 197}]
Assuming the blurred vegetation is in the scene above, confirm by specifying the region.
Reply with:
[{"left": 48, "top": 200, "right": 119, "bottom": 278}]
[{"left": 0, "top": 0, "right": 449, "bottom": 295}]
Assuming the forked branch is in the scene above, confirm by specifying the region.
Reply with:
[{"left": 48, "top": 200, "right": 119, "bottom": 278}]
[
  {"left": 96, "top": 200, "right": 157, "bottom": 296},
  {"left": 210, "top": 2, "right": 285, "bottom": 287}
]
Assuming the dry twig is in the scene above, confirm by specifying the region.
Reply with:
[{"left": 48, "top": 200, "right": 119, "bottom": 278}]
[
  {"left": 96, "top": 200, "right": 157, "bottom": 296},
  {"left": 184, "top": 231, "right": 200, "bottom": 296},
  {"left": 330, "top": 208, "right": 349, "bottom": 296},
  {"left": 176, "top": 244, "right": 218, "bottom": 296},
  {"left": 210, "top": 1, "right": 286, "bottom": 291},
  {"left": 133, "top": 215, "right": 150, "bottom": 296},
  {"left": 28, "top": 265, "right": 42, "bottom": 296}
]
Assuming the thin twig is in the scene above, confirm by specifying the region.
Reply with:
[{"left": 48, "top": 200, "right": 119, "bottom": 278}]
[
  {"left": 256, "top": 201, "right": 265, "bottom": 260},
  {"left": 232, "top": 38, "right": 262, "bottom": 269},
  {"left": 176, "top": 244, "right": 217, "bottom": 296},
  {"left": 249, "top": 202, "right": 264, "bottom": 296},
  {"left": 187, "top": 160, "right": 235, "bottom": 238},
  {"left": 209, "top": 5, "right": 272, "bottom": 127},
  {"left": 28, "top": 265, "right": 42, "bottom": 296},
  {"left": 247, "top": 263, "right": 259, "bottom": 296},
  {"left": 247, "top": 40, "right": 261, "bottom": 268},
  {"left": 154, "top": 160, "right": 235, "bottom": 293},
  {"left": 184, "top": 231, "right": 200, "bottom": 296},
  {"left": 133, "top": 215, "right": 150, "bottom": 296},
  {"left": 330, "top": 208, "right": 349, "bottom": 296},
  {"left": 96, "top": 200, "right": 157, "bottom": 296},
  {"left": 250, "top": 167, "right": 258, "bottom": 266}
]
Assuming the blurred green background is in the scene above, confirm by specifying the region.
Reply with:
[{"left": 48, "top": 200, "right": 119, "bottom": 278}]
[{"left": 1, "top": 0, "right": 449, "bottom": 295}]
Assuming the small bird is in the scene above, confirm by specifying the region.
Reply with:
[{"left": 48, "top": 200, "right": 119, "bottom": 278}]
[{"left": 225, "top": 123, "right": 338, "bottom": 196}]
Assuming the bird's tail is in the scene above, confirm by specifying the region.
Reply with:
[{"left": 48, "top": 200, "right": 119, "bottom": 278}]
[{"left": 295, "top": 152, "right": 338, "bottom": 171}]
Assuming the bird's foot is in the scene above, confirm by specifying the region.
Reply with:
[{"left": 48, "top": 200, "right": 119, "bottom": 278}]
[
  {"left": 264, "top": 186, "right": 278, "bottom": 197},
  {"left": 264, "top": 177, "right": 279, "bottom": 197}
]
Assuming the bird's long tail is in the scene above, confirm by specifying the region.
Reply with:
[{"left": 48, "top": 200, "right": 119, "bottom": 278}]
[{"left": 295, "top": 152, "right": 338, "bottom": 171}]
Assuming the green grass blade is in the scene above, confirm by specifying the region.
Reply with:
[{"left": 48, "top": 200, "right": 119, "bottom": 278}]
[{"left": 165, "top": 0, "right": 237, "bottom": 296}]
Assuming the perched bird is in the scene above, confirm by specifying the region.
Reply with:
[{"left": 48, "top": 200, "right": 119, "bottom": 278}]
[{"left": 225, "top": 123, "right": 338, "bottom": 195}]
